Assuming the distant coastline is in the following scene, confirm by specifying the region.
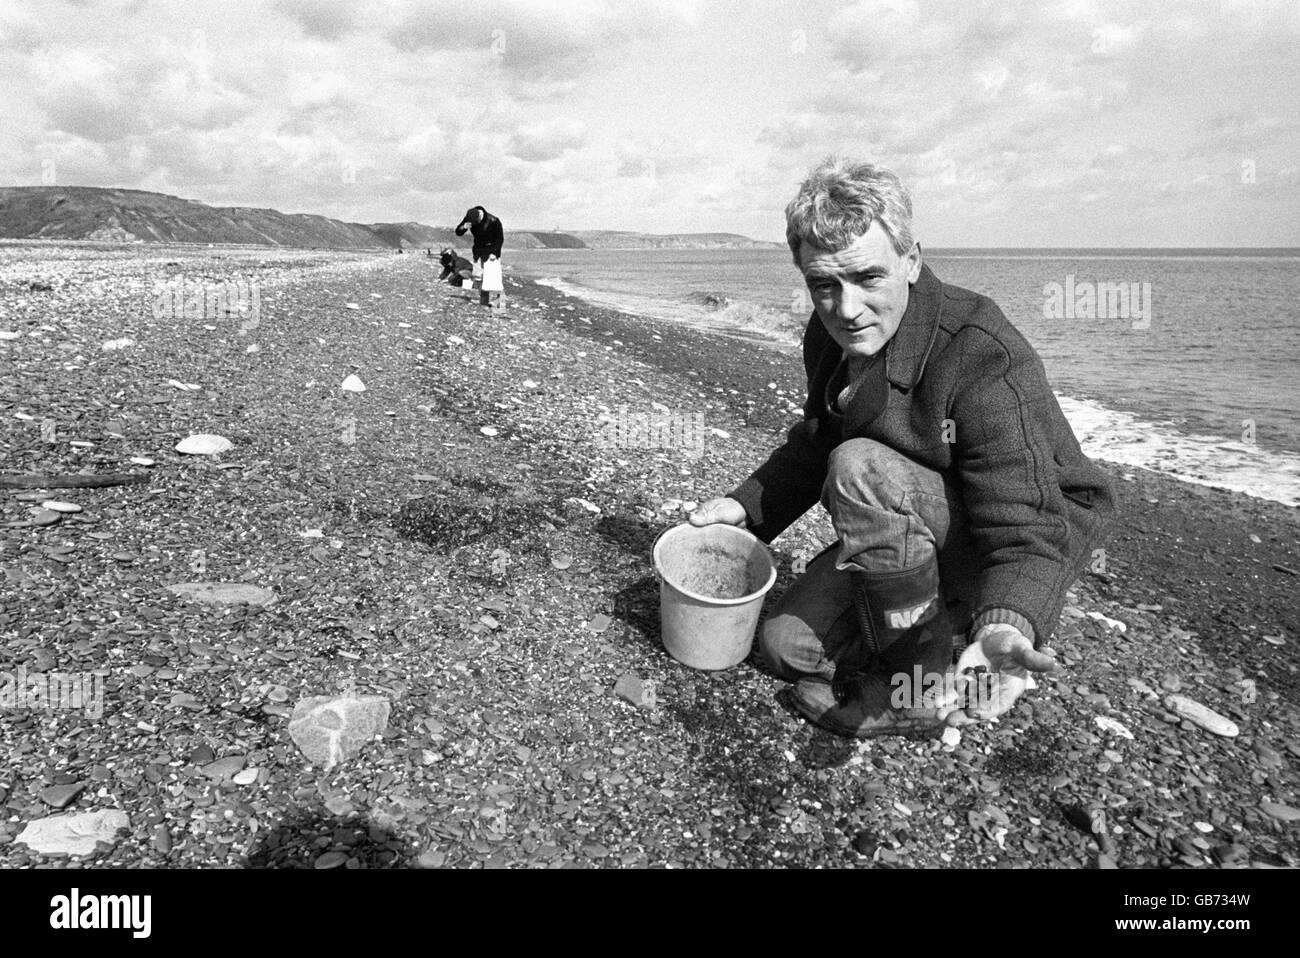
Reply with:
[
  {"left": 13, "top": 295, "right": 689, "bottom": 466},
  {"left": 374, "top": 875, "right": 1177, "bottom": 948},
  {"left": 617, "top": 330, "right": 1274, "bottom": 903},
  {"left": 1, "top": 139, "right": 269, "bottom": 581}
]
[{"left": 0, "top": 186, "right": 779, "bottom": 252}]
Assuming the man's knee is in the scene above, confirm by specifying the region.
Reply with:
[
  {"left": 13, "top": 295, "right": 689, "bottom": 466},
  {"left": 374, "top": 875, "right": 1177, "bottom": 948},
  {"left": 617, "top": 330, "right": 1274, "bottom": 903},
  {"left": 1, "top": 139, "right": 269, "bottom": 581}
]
[
  {"left": 756, "top": 613, "right": 806, "bottom": 681},
  {"left": 824, "top": 438, "right": 915, "bottom": 513}
]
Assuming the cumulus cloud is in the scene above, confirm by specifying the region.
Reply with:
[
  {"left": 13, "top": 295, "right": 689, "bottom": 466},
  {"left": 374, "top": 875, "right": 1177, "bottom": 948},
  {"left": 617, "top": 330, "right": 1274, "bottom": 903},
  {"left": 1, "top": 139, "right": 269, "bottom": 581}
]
[
  {"left": 385, "top": 0, "right": 698, "bottom": 90},
  {"left": 272, "top": 0, "right": 362, "bottom": 41},
  {"left": 0, "top": 4, "right": 47, "bottom": 52},
  {"left": 507, "top": 119, "right": 587, "bottom": 162},
  {"left": 26, "top": 44, "right": 254, "bottom": 142}
]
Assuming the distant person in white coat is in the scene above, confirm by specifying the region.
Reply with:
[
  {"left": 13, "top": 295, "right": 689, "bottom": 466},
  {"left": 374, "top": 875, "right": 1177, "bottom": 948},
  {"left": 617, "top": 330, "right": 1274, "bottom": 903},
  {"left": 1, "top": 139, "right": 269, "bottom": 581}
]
[{"left": 454, "top": 205, "right": 505, "bottom": 308}]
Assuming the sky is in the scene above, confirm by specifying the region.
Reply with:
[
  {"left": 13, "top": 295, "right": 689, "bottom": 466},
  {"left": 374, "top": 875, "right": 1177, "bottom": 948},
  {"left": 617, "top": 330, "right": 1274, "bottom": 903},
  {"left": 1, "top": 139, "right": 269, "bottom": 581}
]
[{"left": 1, "top": 0, "right": 1297, "bottom": 245}]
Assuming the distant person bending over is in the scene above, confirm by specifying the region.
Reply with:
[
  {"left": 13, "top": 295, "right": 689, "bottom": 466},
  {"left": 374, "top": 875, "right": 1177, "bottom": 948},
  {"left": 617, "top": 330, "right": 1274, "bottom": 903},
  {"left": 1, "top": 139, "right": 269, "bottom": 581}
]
[
  {"left": 438, "top": 248, "right": 474, "bottom": 285},
  {"left": 690, "top": 156, "right": 1116, "bottom": 737},
  {"left": 454, "top": 205, "right": 505, "bottom": 308}
]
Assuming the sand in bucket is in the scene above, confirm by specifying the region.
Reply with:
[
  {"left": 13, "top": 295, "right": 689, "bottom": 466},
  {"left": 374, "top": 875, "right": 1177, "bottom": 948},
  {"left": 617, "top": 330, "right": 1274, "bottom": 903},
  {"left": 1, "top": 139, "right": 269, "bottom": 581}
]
[
  {"left": 674, "top": 543, "right": 756, "bottom": 599},
  {"left": 652, "top": 524, "right": 776, "bottom": 670}
]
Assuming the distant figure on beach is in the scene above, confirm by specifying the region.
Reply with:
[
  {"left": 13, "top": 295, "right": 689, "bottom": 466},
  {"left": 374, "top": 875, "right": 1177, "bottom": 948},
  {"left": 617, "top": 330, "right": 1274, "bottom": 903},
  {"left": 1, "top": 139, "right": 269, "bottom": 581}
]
[
  {"left": 454, "top": 205, "right": 505, "bottom": 308},
  {"left": 690, "top": 157, "right": 1116, "bottom": 738},
  {"left": 437, "top": 248, "right": 474, "bottom": 285}
]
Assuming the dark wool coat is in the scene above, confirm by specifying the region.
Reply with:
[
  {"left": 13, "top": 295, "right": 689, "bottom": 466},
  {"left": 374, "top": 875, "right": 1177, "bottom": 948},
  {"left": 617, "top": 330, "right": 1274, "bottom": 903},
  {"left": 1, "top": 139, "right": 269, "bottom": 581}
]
[
  {"left": 454, "top": 207, "right": 505, "bottom": 261},
  {"left": 728, "top": 263, "right": 1116, "bottom": 646}
]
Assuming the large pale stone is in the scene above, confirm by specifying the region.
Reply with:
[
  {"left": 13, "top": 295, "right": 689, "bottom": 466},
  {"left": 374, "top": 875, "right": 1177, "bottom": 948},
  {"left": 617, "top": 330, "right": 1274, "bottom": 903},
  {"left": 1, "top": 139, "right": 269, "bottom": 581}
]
[
  {"left": 288, "top": 695, "right": 391, "bottom": 769},
  {"left": 16, "top": 809, "right": 130, "bottom": 856},
  {"left": 1164, "top": 695, "right": 1239, "bottom": 737},
  {"left": 175, "top": 434, "right": 233, "bottom": 455},
  {"left": 166, "top": 582, "right": 277, "bottom": 607}
]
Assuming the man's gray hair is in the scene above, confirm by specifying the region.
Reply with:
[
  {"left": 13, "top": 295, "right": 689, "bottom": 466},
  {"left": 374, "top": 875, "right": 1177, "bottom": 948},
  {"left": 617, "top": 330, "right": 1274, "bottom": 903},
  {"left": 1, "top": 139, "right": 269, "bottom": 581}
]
[{"left": 785, "top": 157, "right": 915, "bottom": 265}]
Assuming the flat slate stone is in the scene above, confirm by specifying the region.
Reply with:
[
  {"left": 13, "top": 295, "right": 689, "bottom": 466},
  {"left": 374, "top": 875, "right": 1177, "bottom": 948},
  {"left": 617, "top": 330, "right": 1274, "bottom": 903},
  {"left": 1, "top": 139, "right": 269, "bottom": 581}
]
[
  {"left": 1260, "top": 802, "right": 1300, "bottom": 822},
  {"left": 152, "top": 825, "right": 173, "bottom": 854},
  {"left": 39, "top": 782, "right": 86, "bottom": 809},
  {"left": 1253, "top": 743, "right": 1283, "bottom": 768},
  {"left": 189, "top": 744, "right": 216, "bottom": 764},
  {"left": 614, "top": 673, "right": 655, "bottom": 709},
  {"left": 200, "top": 756, "right": 247, "bottom": 782},
  {"left": 170, "top": 692, "right": 204, "bottom": 711},
  {"left": 29, "top": 648, "right": 57, "bottom": 673},
  {"left": 166, "top": 582, "right": 277, "bottom": 607}
]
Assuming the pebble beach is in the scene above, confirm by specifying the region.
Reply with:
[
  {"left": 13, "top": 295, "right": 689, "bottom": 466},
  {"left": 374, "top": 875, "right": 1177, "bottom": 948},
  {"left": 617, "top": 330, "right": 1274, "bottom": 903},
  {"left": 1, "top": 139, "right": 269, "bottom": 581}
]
[{"left": 1, "top": 241, "right": 1298, "bottom": 869}]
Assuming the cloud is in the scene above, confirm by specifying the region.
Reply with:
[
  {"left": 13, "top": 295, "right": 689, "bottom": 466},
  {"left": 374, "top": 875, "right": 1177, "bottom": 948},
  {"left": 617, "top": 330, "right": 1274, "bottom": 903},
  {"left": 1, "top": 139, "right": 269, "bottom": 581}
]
[
  {"left": 27, "top": 43, "right": 254, "bottom": 142},
  {"left": 612, "top": 136, "right": 707, "bottom": 180},
  {"left": 272, "top": 0, "right": 362, "bottom": 41},
  {"left": 384, "top": 0, "right": 698, "bottom": 89},
  {"left": 507, "top": 119, "right": 587, "bottom": 161},
  {"left": 0, "top": 5, "right": 47, "bottom": 52}
]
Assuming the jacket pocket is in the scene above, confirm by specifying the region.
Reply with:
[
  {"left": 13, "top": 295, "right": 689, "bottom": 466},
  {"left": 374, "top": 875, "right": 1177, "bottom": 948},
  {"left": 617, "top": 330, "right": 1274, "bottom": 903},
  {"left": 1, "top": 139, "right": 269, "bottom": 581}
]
[
  {"left": 1061, "top": 486, "right": 1094, "bottom": 509},
  {"left": 1056, "top": 451, "right": 1099, "bottom": 510}
]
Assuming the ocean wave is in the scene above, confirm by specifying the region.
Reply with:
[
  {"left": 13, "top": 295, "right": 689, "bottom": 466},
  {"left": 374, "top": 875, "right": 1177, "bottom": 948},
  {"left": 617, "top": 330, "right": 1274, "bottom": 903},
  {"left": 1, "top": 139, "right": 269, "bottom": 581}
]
[
  {"left": 1057, "top": 394, "right": 1300, "bottom": 506},
  {"left": 690, "top": 290, "right": 734, "bottom": 310},
  {"left": 537, "top": 275, "right": 803, "bottom": 347},
  {"left": 702, "top": 297, "right": 804, "bottom": 346}
]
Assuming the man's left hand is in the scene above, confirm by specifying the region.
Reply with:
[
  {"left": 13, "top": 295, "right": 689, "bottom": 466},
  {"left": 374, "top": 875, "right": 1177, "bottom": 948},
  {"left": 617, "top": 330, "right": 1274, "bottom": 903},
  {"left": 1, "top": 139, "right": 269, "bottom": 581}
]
[{"left": 945, "top": 624, "right": 1059, "bottom": 724}]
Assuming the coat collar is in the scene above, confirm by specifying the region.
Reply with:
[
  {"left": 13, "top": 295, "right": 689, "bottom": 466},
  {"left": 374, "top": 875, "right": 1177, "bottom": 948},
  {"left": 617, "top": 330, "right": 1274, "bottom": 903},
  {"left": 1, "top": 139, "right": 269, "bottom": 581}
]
[{"left": 884, "top": 262, "right": 944, "bottom": 390}]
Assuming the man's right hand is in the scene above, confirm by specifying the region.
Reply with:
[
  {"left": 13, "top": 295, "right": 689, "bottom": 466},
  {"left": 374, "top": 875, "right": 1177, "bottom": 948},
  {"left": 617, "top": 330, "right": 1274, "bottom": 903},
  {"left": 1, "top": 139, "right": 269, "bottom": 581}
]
[{"left": 688, "top": 497, "right": 748, "bottom": 528}]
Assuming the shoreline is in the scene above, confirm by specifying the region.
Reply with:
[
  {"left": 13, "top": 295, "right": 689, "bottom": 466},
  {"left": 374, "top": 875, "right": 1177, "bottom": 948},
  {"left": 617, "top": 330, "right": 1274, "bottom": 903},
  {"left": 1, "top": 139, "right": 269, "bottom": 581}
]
[
  {"left": 1, "top": 246, "right": 1297, "bottom": 869},
  {"left": 511, "top": 260, "right": 1300, "bottom": 507}
]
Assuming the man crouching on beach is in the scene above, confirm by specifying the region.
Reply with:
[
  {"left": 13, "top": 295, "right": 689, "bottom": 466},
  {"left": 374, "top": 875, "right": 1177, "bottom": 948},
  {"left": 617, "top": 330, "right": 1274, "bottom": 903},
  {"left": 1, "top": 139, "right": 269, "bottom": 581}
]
[{"left": 690, "top": 157, "right": 1116, "bottom": 737}]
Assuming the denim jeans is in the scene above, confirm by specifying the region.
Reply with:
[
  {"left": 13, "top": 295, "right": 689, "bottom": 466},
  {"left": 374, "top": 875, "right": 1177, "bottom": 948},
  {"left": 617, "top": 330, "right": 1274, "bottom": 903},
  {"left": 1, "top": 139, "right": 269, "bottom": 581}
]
[{"left": 757, "top": 439, "right": 980, "bottom": 681}]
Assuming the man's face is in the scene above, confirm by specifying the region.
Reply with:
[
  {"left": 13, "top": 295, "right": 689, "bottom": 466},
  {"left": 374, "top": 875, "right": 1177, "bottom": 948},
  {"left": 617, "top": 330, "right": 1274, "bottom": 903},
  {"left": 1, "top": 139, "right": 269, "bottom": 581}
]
[{"left": 799, "top": 221, "right": 921, "bottom": 358}]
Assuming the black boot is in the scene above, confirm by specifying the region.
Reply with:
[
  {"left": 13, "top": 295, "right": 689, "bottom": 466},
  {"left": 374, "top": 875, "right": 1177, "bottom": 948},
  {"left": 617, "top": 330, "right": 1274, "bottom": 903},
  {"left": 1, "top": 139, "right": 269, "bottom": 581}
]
[{"left": 791, "top": 557, "right": 954, "bottom": 737}]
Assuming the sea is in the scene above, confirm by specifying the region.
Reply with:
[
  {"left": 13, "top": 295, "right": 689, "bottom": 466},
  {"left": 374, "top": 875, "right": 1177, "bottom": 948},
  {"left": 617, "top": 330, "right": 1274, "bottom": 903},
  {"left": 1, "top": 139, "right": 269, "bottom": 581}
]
[{"left": 508, "top": 247, "right": 1300, "bottom": 507}]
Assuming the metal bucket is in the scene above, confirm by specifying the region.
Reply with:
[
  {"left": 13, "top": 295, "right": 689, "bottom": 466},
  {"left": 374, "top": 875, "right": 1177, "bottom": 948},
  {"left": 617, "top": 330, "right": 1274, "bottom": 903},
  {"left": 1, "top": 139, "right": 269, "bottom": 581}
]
[{"left": 651, "top": 523, "right": 777, "bottom": 670}]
